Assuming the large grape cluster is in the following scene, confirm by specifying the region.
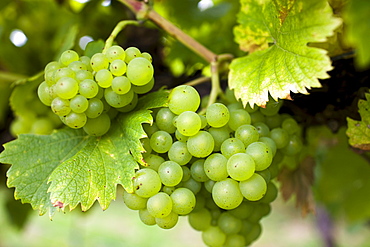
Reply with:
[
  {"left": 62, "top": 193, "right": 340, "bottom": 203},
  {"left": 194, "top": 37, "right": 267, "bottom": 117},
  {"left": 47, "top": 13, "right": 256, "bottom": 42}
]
[
  {"left": 37, "top": 46, "right": 154, "bottom": 136},
  {"left": 124, "top": 85, "right": 303, "bottom": 247}
]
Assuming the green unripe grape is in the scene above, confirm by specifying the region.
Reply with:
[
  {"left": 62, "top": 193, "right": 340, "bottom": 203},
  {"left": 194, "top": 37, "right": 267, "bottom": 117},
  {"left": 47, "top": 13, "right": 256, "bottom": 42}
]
[
  {"left": 181, "top": 177, "right": 202, "bottom": 195},
  {"left": 133, "top": 168, "right": 162, "bottom": 198},
  {"left": 202, "top": 226, "right": 226, "bottom": 247},
  {"left": 259, "top": 181, "right": 278, "bottom": 204},
  {"left": 212, "top": 178, "right": 243, "bottom": 210},
  {"left": 123, "top": 190, "right": 147, "bottom": 210},
  {"left": 127, "top": 57, "right": 154, "bottom": 86},
  {"left": 235, "top": 124, "right": 259, "bottom": 147},
  {"left": 227, "top": 153, "right": 255, "bottom": 181},
  {"left": 190, "top": 159, "right": 208, "bottom": 182},
  {"left": 147, "top": 192, "right": 172, "bottom": 218},
  {"left": 64, "top": 112, "right": 86, "bottom": 129},
  {"left": 244, "top": 223, "right": 262, "bottom": 244},
  {"left": 188, "top": 208, "right": 212, "bottom": 231},
  {"left": 224, "top": 234, "right": 246, "bottom": 247},
  {"left": 282, "top": 117, "right": 300, "bottom": 135},
  {"left": 53, "top": 67, "right": 76, "bottom": 82},
  {"left": 204, "top": 153, "right": 228, "bottom": 181},
  {"left": 59, "top": 50, "right": 79, "bottom": 66},
  {"left": 124, "top": 47, "right": 141, "bottom": 63},
  {"left": 259, "top": 99, "right": 282, "bottom": 116},
  {"left": 175, "top": 129, "right": 189, "bottom": 142},
  {"left": 143, "top": 154, "right": 165, "bottom": 171},
  {"left": 30, "top": 118, "right": 54, "bottom": 135},
  {"left": 246, "top": 141, "right": 273, "bottom": 171},
  {"left": 281, "top": 134, "right": 303, "bottom": 156},
  {"left": 270, "top": 127, "right": 289, "bottom": 149},
  {"left": 70, "top": 95, "right": 89, "bottom": 113},
  {"left": 44, "top": 61, "right": 61, "bottom": 72},
  {"left": 170, "top": 187, "right": 196, "bottom": 215},
  {"left": 68, "top": 61, "right": 87, "bottom": 72},
  {"left": 217, "top": 211, "right": 243, "bottom": 235},
  {"left": 51, "top": 97, "right": 71, "bottom": 116},
  {"left": 104, "top": 87, "right": 134, "bottom": 108},
  {"left": 259, "top": 136, "right": 277, "bottom": 156},
  {"left": 55, "top": 77, "right": 79, "bottom": 99},
  {"left": 161, "top": 186, "right": 175, "bottom": 195},
  {"left": 254, "top": 122, "right": 270, "bottom": 137},
  {"left": 85, "top": 98, "right": 104, "bottom": 118},
  {"left": 204, "top": 179, "right": 216, "bottom": 193},
  {"left": 168, "top": 141, "right": 192, "bottom": 165},
  {"left": 90, "top": 53, "right": 109, "bottom": 71},
  {"left": 38, "top": 81, "right": 54, "bottom": 106},
  {"left": 111, "top": 76, "right": 131, "bottom": 95},
  {"left": 79, "top": 56, "right": 93, "bottom": 71},
  {"left": 220, "top": 138, "right": 245, "bottom": 159},
  {"left": 132, "top": 77, "right": 155, "bottom": 94},
  {"left": 156, "top": 107, "right": 177, "bottom": 134},
  {"left": 143, "top": 122, "right": 159, "bottom": 137},
  {"left": 139, "top": 208, "right": 156, "bottom": 226},
  {"left": 79, "top": 79, "right": 99, "bottom": 99},
  {"left": 155, "top": 211, "right": 179, "bottom": 229},
  {"left": 187, "top": 131, "right": 214, "bottom": 158},
  {"left": 158, "top": 161, "right": 183, "bottom": 187},
  {"left": 141, "top": 52, "right": 152, "bottom": 62},
  {"left": 208, "top": 126, "right": 230, "bottom": 152},
  {"left": 109, "top": 59, "right": 127, "bottom": 76},
  {"left": 229, "top": 201, "right": 254, "bottom": 220},
  {"left": 95, "top": 69, "right": 113, "bottom": 88},
  {"left": 75, "top": 70, "right": 93, "bottom": 82},
  {"left": 168, "top": 85, "right": 200, "bottom": 115},
  {"left": 149, "top": 130, "right": 173, "bottom": 153},
  {"left": 199, "top": 115, "right": 208, "bottom": 129},
  {"left": 176, "top": 111, "right": 201, "bottom": 136},
  {"left": 206, "top": 103, "right": 230, "bottom": 128},
  {"left": 239, "top": 173, "right": 267, "bottom": 201},
  {"left": 105, "top": 45, "right": 126, "bottom": 62},
  {"left": 265, "top": 113, "right": 282, "bottom": 129},
  {"left": 83, "top": 113, "right": 111, "bottom": 136},
  {"left": 228, "top": 109, "right": 251, "bottom": 131},
  {"left": 250, "top": 111, "right": 266, "bottom": 124}
]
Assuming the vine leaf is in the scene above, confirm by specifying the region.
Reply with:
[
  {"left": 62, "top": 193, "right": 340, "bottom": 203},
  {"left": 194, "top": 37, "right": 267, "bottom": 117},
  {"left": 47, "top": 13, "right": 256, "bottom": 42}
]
[
  {"left": 347, "top": 93, "right": 370, "bottom": 150},
  {"left": 230, "top": 0, "right": 341, "bottom": 107},
  {"left": 0, "top": 90, "right": 168, "bottom": 216}
]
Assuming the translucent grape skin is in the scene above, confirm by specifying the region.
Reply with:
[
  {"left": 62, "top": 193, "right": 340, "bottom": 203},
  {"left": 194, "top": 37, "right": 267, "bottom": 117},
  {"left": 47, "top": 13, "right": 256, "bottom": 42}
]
[
  {"left": 170, "top": 187, "right": 196, "bottom": 215},
  {"left": 158, "top": 160, "right": 183, "bottom": 187},
  {"left": 83, "top": 113, "right": 111, "bottom": 136},
  {"left": 150, "top": 130, "right": 173, "bottom": 153},
  {"left": 212, "top": 178, "right": 243, "bottom": 210},
  {"left": 146, "top": 192, "right": 173, "bottom": 218},
  {"left": 168, "top": 85, "right": 200, "bottom": 115},
  {"left": 246, "top": 141, "right": 273, "bottom": 171},
  {"left": 187, "top": 131, "right": 214, "bottom": 158},
  {"left": 204, "top": 153, "right": 228, "bottom": 181},
  {"left": 206, "top": 103, "right": 230, "bottom": 128},
  {"left": 127, "top": 57, "right": 154, "bottom": 86},
  {"left": 133, "top": 168, "right": 162, "bottom": 198},
  {"left": 176, "top": 111, "right": 201, "bottom": 136},
  {"left": 239, "top": 173, "right": 267, "bottom": 201},
  {"left": 227, "top": 153, "right": 255, "bottom": 181}
]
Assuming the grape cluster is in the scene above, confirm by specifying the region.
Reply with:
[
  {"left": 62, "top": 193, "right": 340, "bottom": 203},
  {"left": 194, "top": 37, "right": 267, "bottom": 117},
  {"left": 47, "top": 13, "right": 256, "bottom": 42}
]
[
  {"left": 123, "top": 85, "right": 303, "bottom": 247},
  {"left": 38, "top": 46, "right": 154, "bottom": 136}
]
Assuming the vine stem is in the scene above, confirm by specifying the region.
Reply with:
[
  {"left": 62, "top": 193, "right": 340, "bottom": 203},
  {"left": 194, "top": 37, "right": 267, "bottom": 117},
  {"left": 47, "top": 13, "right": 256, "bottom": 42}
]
[
  {"left": 102, "top": 20, "right": 140, "bottom": 53},
  {"left": 0, "top": 71, "right": 27, "bottom": 83}
]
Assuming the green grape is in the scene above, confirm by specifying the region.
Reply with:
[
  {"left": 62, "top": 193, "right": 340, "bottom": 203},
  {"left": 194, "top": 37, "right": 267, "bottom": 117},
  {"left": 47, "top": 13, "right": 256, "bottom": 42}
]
[
  {"left": 75, "top": 70, "right": 93, "bottom": 82},
  {"left": 181, "top": 166, "right": 191, "bottom": 182},
  {"left": 202, "top": 226, "right": 226, "bottom": 247},
  {"left": 104, "top": 87, "right": 134, "bottom": 108},
  {"left": 65, "top": 112, "right": 87, "bottom": 129},
  {"left": 168, "top": 85, "right": 200, "bottom": 115},
  {"left": 44, "top": 69, "right": 57, "bottom": 86},
  {"left": 265, "top": 113, "right": 282, "bottom": 129},
  {"left": 244, "top": 223, "right": 262, "bottom": 244},
  {"left": 208, "top": 126, "right": 230, "bottom": 152},
  {"left": 143, "top": 122, "right": 159, "bottom": 137},
  {"left": 55, "top": 77, "right": 79, "bottom": 99},
  {"left": 250, "top": 111, "right": 266, "bottom": 124},
  {"left": 212, "top": 178, "right": 243, "bottom": 210},
  {"left": 199, "top": 115, "right": 207, "bottom": 129},
  {"left": 190, "top": 159, "right": 208, "bottom": 182},
  {"left": 83, "top": 113, "right": 111, "bottom": 136},
  {"left": 220, "top": 138, "right": 245, "bottom": 159},
  {"left": 156, "top": 107, "right": 176, "bottom": 134},
  {"left": 95, "top": 69, "right": 113, "bottom": 88},
  {"left": 259, "top": 136, "right": 277, "bottom": 156},
  {"left": 79, "top": 56, "right": 93, "bottom": 71},
  {"left": 224, "top": 87, "right": 238, "bottom": 104},
  {"left": 38, "top": 81, "right": 54, "bottom": 106},
  {"left": 68, "top": 61, "right": 87, "bottom": 72},
  {"left": 239, "top": 173, "right": 267, "bottom": 201},
  {"left": 187, "top": 131, "right": 214, "bottom": 158},
  {"left": 181, "top": 177, "right": 202, "bottom": 195},
  {"left": 44, "top": 61, "right": 61, "bottom": 72},
  {"left": 90, "top": 53, "right": 109, "bottom": 71},
  {"left": 246, "top": 142, "right": 273, "bottom": 171},
  {"left": 53, "top": 67, "right": 76, "bottom": 82},
  {"left": 282, "top": 117, "right": 299, "bottom": 135},
  {"left": 141, "top": 137, "right": 152, "bottom": 155},
  {"left": 116, "top": 93, "right": 138, "bottom": 113},
  {"left": 161, "top": 186, "right": 175, "bottom": 195},
  {"left": 141, "top": 52, "right": 152, "bottom": 62},
  {"left": 105, "top": 45, "right": 126, "bottom": 62},
  {"left": 70, "top": 95, "right": 88, "bottom": 113},
  {"left": 235, "top": 124, "right": 259, "bottom": 147},
  {"left": 229, "top": 201, "right": 254, "bottom": 220},
  {"left": 228, "top": 109, "right": 251, "bottom": 131},
  {"left": 132, "top": 77, "right": 155, "bottom": 94},
  {"left": 281, "top": 134, "right": 303, "bottom": 156},
  {"left": 224, "top": 234, "right": 246, "bottom": 247},
  {"left": 79, "top": 79, "right": 99, "bottom": 99},
  {"left": 149, "top": 130, "right": 173, "bottom": 153},
  {"left": 256, "top": 168, "right": 271, "bottom": 183},
  {"left": 30, "top": 118, "right": 54, "bottom": 135},
  {"left": 192, "top": 194, "right": 206, "bottom": 212},
  {"left": 59, "top": 50, "right": 79, "bottom": 66},
  {"left": 176, "top": 111, "right": 201, "bottom": 136},
  {"left": 143, "top": 154, "right": 165, "bottom": 171},
  {"left": 158, "top": 160, "right": 183, "bottom": 187},
  {"left": 95, "top": 86, "right": 104, "bottom": 100},
  {"left": 227, "top": 103, "right": 243, "bottom": 113},
  {"left": 168, "top": 141, "right": 192, "bottom": 165},
  {"left": 270, "top": 127, "right": 289, "bottom": 149},
  {"left": 51, "top": 97, "right": 71, "bottom": 116},
  {"left": 259, "top": 181, "right": 278, "bottom": 204},
  {"left": 111, "top": 76, "right": 131, "bottom": 95},
  {"left": 204, "top": 179, "right": 216, "bottom": 193},
  {"left": 109, "top": 59, "right": 127, "bottom": 76},
  {"left": 188, "top": 208, "right": 212, "bottom": 231},
  {"left": 139, "top": 208, "right": 156, "bottom": 226},
  {"left": 85, "top": 98, "right": 104, "bottom": 118},
  {"left": 155, "top": 211, "right": 179, "bottom": 229},
  {"left": 175, "top": 129, "right": 189, "bottom": 142},
  {"left": 217, "top": 211, "right": 242, "bottom": 235},
  {"left": 124, "top": 47, "right": 141, "bottom": 63},
  {"left": 123, "top": 190, "right": 147, "bottom": 210},
  {"left": 254, "top": 122, "right": 270, "bottom": 137},
  {"left": 170, "top": 187, "right": 196, "bottom": 215},
  {"left": 259, "top": 99, "right": 282, "bottom": 116},
  {"left": 133, "top": 168, "right": 162, "bottom": 198},
  {"left": 127, "top": 57, "right": 154, "bottom": 86},
  {"left": 204, "top": 153, "right": 228, "bottom": 181},
  {"left": 147, "top": 192, "right": 172, "bottom": 218},
  {"left": 257, "top": 203, "right": 271, "bottom": 217},
  {"left": 227, "top": 153, "right": 255, "bottom": 181},
  {"left": 206, "top": 103, "right": 230, "bottom": 128}
]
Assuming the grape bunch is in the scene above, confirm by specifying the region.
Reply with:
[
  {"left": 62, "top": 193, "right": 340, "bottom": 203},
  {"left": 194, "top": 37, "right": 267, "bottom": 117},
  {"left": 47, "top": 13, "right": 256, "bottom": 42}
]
[
  {"left": 123, "top": 85, "right": 304, "bottom": 247},
  {"left": 37, "top": 46, "right": 155, "bottom": 136}
]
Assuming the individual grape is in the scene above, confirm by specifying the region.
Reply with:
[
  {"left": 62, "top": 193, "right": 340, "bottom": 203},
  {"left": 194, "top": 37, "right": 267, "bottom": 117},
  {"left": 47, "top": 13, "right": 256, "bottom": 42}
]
[
  {"left": 51, "top": 97, "right": 71, "bottom": 116},
  {"left": 220, "top": 138, "right": 245, "bottom": 159},
  {"left": 239, "top": 173, "right": 267, "bottom": 201},
  {"left": 270, "top": 127, "right": 289, "bottom": 149},
  {"left": 132, "top": 77, "right": 155, "bottom": 94},
  {"left": 44, "top": 69, "right": 57, "bottom": 86},
  {"left": 259, "top": 99, "right": 282, "bottom": 116},
  {"left": 143, "top": 154, "right": 165, "bottom": 171},
  {"left": 181, "top": 177, "right": 202, "bottom": 195},
  {"left": 149, "top": 130, "right": 173, "bottom": 153},
  {"left": 199, "top": 115, "right": 208, "bottom": 129},
  {"left": 133, "top": 168, "right": 162, "bottom": 198},
  {"left": 265, "top": 113, "right": 282, "bottom": 129},
  {"left": 170, "top": 187, "right": 196, "bottom": 215},
  {"left": 162, "top": 186, "right": 175, "bottom": 195},
  {"left": 158, "top": 161, "right": 183, "bottom": 187},
  {"left": 175, "top": 129, "right": 189, "bottom": 142},
  {"left": 70, "top": 95, "right": 88, "bottom": 113},
  {"left": 208, "top": 126, "right": 230, "bottom": 152},
  {"left": 38, "top": 81, "right": 54, "bottom": 106},
  {"left": 127, "top": 57, "right": 154, "bottom": 86},
  {"left": 155, "top": 211, "right": 179, "bottom": 229},
  {"left": 55, "top": 77, "right": 79, "bottom": 99},
  {"left": 176, "top": 111, "right": 201, "bottom": 136},
  {"left": 256, "top": 168, "right": 271, "bottom": 183},
  {"left": 244, "top": 223, "right": 262, "bottom": 245},
  {"left": 104, "top": 87, "right": 134, "bottom": 108},
  {"left": 282, "top": 117, "right": 300, "bottom": 135},
  {"left": 217, "top": 211, "right": 243, "bottom": 235},
  {"left": 224, "top": 234, "right": 246, "bottom": 247},
  {"left": 85, "top": 98, "right": 104, "bottom": 118},
  {"left": 109, "top": 59, "right": 127, "bottom": 76},
  {"left": 254, "top": 122, "right": 270, "bottom": 137},
  {"left": 229, "top": 201, "right": 254, "bottom": 220},
  {"left": 123, "top": 190, "right": 147, "bottom": 210},
  {"left": 250, "top": 110, "right": 266, "bottom": 124},
  {"left": 259, "top": 181, "right": 278, "bottom": 204},
  {"left": 168, "top": 85, "right": 200, "bottom": 115},
  {"left": 187, "top": 131, "right": 214, "bottom": 158},
  {"left": 90, "top": 53, "right": 109, "bottom": 71},
  {"left": 181, "top": 166, "right": 191, "bottom": 182},
  {"left": 111, "top": 76, "right": 131, "bottom": 95},
  {"left": 95, "top": 69, "right": 113, "bottom": 88},
  {"left": 212, "top": 178, "right": 243, "bottom": 210},
  {"left": 235, "top": 124, "right": 259, "bottom": 147},
  {"left": 259, "top": 137, "right": 277, "bottom": 157},
  {"left": 228, "top": 109, "right": 251, "bottom": 131},
  {"left": 168, "top": 141, "right": 192, "bottom": 165},
  {"left": 44, "top": 61, "right": 61, "bottom": 72},
  {"left": 204, "top": 179, "right": 216, "bottom": 193},
  {"left": 227, "top": 153, "right": 255, "bottom": 181},
  {"left": 79, "top": 56, "right": 93, "bottom": 71},
  {"left": 116, "top": 93, "right": 138, "bottom": 113},
  {"left": 65, "top": 112, "right": 87, "bottom": 129},
  {"left": 190, "top": 159, "right": 208, "bottom": 182},
  {"left": 95, "top": 86, "right": 104, "bottom": 99},
  {"left": 141, "top": 52, "right": 152, "bottom": 62},
  {"left": 281, "top": 134, "right": 303, "bottom": 156},
  {"left": 246, "top": 142, "right": 273, "bottom": 171},
  {"left": 156, "top": 107, "right": 177, "bottom": 134},
  {"left": 202, "top": 226, "right": 226, "bottom": 247},
  {"left": 206, "top": 103, "right": 230, "bottom": 128},
  {"left": 30, "top": 118, "right": 54, "bottom": 135},
  {"left": 203, "top": 153, "right": 228, "bottom": 181},
  {"left": 68, "top": 61, "right": 87, "bottom": 72},
  {"left": 139, "top": 208, "right": 156, "bottom": 226},
  {"left": 143, "top": 122, "right": 159, "bottom": 137},
  {"left": 188, "top": 208, "right": 212, "bottom": 231},
  {"left": 105, "top": 45, "right": 126, "bottom": 62},
  {"left": 141, "top": 137, "right": 152, "bottom": 155},
  {"left": 124, "top": 47, "right": 141, "bottom": 63},
  {"left": 83, "top": 113, "right": 111, "bottom": 136},
  {"left": 79, "top": 79, "right": 99, "bottom": 99},
  {"left": 59, "top": 50, "right": 79, "bottom": 66},
  {"left": 147, "top": 192, "right": 172, "bottom": 218},
  {"left": 75, "top": 70, "right": 93, "bottom": 82},
  {"left": 53, "top": 67, "right": 76, "bottom": 82}
]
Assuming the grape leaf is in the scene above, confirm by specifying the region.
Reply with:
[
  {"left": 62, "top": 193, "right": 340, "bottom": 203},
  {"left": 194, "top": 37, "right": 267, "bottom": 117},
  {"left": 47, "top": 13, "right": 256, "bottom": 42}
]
[
  {"left": 347, "top": 93, "right": 370, "bottom": 150},
  {"left": 230, "top": 0, "right": 341, "bottom": 107},
  {"left": 0, "top": 90, "right": 169, "bottom": 216},
  {"left": 343, "top": 0, "right": 370, "bottom": 69},
  {"left": 84, "top": 40, "right": 105, "bottom": 58}
]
